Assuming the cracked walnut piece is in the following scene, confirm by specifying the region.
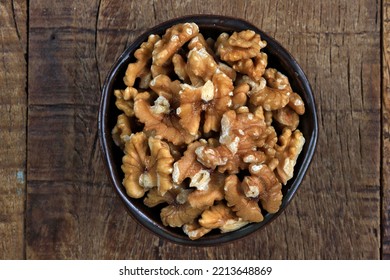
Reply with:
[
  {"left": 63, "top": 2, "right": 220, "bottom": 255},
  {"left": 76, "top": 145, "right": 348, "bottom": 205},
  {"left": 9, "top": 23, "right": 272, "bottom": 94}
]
[
  {"left": 264, "top": 68, "right": 305, "bottom": 115},
  {"left": 149, "top": 74, "right": 182, "bottom": 108},
  {"left": 199, "top": 202, "right": 249, "bottom": 233},
  {"left": 114, "top": 87, "right": 138, "bottom": 117},
  {"left": 215, "top": 30, "right": 266, "bottom": 62},
  {"left": 273, "top": 106, "right": 300, "bottom": 131},
  {"left": 124, "top": 34, "right": 160, "bottom": 88},
  {"left": 178, "top": 71, "right": 233, "bottom": 135},
  {"left": 172, "top": 140, "right": 212, "bottom": 191},
  {"left": 152, "top": 22, "right": 199, "bottom": 67},
  {"left": 121, "top": 132, "right": 174, "bottom": 198},
  {"left": 188, "top": 33, "right": 216, "bottom": 57},
  {"left": 187, "top": 172, "right": 225, "bottom": 209},
  {"left": 245, "top": 163, "right": 283, "bottom": 213},
  {"left": 275, "top": 128, "right": 305, "bottom": 185},
  {"left": 215, "top": 31, "right": 268, "bottom": 81},
  {"left": 182, "top": 221, "right": 212, "bottom": 240},
  {"left": 195, "top": 109, "right": 267, "bottom": 173},
  {"left": 224, "top": 175, "right": 264, "bottom": 223},
  {"left": 186, "top": 46, "right": 218, "bottom": 85},
  {"left": 160, "top": 202, "right": 203, "bottom": 228},
  {"left": 112, "top": 113, "right": 132, "bottom": 149},
  {"left": 231, "top": 52, "right": 268, "bottom": 82},
  {"left": 243, "top": 76, "right": 290, "bottom": 111},
  {"left": 134, "top": 91, "right": 197, "bottom": 145}
]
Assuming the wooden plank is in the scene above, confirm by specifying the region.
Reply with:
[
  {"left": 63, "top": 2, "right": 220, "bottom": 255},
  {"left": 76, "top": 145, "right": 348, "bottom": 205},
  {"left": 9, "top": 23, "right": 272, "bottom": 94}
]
[
  {"left": 382, "top": 0, "right": 390, "bottom": 260},
  {"left": 285, "top": 30, "right": 381, "bottom": 259},
  {"left": 252, "top": 1, "right": 381, "bottom": 258},
  {"left": 27, "top": 0, "right": 381, "bottom": 259},
  {"left": 0, "top": 0, "right": 27, "bottom": 259},
  {"left": 27, "top": 0, "right": 163, "bottom": 259}
]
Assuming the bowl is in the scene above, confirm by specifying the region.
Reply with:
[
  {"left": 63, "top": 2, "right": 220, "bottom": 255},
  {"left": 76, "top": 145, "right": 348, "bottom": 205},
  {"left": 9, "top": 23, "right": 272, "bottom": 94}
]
[{"left": 98, "top": 15, "right": 318, "bottom": 246}]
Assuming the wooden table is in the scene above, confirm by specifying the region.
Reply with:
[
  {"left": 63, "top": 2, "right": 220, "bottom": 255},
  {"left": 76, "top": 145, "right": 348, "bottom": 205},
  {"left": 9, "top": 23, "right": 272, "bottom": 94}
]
[{"left": 1, "top": 0, "right": 389, "bottom": 260}]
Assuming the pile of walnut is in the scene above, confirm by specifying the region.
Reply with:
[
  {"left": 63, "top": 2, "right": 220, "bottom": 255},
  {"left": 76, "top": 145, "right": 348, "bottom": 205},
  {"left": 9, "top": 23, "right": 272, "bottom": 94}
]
[{"left": 112, "top": 22, "right": 306, "bottom": 240}]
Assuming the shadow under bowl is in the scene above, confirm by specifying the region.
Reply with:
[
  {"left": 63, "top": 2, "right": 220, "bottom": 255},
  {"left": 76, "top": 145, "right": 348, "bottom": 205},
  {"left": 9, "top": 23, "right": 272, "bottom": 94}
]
[{"left": 98, "top": 15, "right": 318, "bottom": 246}]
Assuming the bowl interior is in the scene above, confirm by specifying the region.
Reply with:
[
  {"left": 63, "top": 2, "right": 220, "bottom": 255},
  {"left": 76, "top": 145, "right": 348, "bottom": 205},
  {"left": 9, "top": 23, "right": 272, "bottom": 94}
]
[{"left": 99, "top": 15, "right": 318, "bottom": 246}]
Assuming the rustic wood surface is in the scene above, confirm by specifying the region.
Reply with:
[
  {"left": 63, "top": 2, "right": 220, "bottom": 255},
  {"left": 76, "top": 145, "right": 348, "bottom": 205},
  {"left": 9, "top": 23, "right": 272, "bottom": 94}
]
[
  {"left": 0, "top": 0, "right": 388, "bottom": 259},
  {"left": 383, "top": 0, "right": 390, "bottom": 260},
  {"left": 0, "top": 0, "right": 27, "bottom": 259}
]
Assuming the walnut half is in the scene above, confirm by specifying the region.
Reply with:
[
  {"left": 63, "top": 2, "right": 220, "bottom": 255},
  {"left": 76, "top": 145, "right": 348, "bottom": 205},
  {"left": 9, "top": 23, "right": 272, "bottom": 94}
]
[
  {"left": 224, "top": 175, "right": 264, "bottom": 223},
  {"left": 275, "top": 128, "right": 305, "bottom": 185},
  {"left": 121, "top": 132, "right": 174, "bottom": 198},
  {"left": 199, "top": 202, "right": 249, "bottom": 233}
]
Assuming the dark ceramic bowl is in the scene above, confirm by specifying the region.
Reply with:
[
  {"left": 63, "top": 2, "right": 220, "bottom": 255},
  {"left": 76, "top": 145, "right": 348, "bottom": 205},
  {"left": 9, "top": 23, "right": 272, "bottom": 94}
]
[{"left": 98, "top": 15, "right": 318, "bottom": 246}]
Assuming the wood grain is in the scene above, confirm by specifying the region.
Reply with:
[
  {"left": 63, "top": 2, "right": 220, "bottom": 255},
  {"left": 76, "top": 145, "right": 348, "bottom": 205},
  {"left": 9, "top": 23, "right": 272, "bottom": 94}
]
[
  {"left": 0, "top": 0, "right": 27, "bottom": 259},
  {"left": 25, "top": 0, "right": 383, "bottom": 260},
  {"left": 382, "top": 0, "right": 390, "bottom": 260}
]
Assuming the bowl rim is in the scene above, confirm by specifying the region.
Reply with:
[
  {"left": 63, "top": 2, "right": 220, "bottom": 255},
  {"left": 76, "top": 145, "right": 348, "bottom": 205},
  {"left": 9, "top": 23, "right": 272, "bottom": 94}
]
[{"left": 98, "top": 14, "right": 319, "bottom": 246}]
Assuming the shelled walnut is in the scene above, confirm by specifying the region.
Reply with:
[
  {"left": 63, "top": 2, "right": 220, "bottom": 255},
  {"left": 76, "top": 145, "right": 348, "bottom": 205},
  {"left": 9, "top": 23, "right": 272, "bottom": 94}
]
[{"left": 112, "top": 22, "right": 306, "bottom": 240}]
